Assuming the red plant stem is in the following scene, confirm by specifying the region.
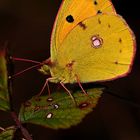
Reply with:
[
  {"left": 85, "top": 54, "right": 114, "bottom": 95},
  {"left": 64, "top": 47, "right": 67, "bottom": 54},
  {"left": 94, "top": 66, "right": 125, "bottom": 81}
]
[
  {"left": 0, "top": 127, "right": 5, "bottom": 131},
  {"left": 11, "top": 112, "right": 32, "bottom": 140},
  {"left": 6, "top": 48, "right": 32, "bottom": 140}
]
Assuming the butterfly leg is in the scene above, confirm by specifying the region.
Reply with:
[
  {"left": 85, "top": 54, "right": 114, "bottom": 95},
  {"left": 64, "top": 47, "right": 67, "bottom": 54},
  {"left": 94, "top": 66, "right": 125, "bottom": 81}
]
[
  {"left": 60, "top": 81, "right": 77, "bottom": 106},
  {"left": 75, "top": 74, "right": 88, "bottom": 96},
  {"left": 37, "top": 77, "right": 54, "bottom": 96}
]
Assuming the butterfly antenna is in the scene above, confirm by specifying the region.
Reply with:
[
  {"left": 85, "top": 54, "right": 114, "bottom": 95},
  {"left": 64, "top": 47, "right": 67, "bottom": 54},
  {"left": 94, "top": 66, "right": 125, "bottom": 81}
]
[
  {"left": 11, "top": 63, "right": 42, "bottom": 78},
  {"left": 11, "top": 57, "right": 51, "bottom": 79},
  {"left": 12, "top": 57, "right": 41, "bottom": 64},
  {"left": 11, "top": 57, "right": 46, "bottom": 78}
]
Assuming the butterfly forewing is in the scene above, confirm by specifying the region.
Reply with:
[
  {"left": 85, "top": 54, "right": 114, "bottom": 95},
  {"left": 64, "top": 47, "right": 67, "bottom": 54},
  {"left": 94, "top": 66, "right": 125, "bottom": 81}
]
[{"left": 50, "top": 0, "right": 116, "bottom": 60}]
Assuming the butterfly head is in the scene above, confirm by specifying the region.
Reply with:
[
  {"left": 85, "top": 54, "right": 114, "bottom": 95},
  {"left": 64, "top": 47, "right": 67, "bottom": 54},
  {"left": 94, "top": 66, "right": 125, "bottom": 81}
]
[{"left": 38, "top": 64, "right": 51, "bottom": 75}]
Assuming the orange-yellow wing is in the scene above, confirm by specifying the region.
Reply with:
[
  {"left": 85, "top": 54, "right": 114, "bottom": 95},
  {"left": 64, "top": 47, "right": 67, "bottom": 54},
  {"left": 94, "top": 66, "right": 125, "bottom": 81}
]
[{"left": 50, "top": 0, "right": 116, "bottom": 59}]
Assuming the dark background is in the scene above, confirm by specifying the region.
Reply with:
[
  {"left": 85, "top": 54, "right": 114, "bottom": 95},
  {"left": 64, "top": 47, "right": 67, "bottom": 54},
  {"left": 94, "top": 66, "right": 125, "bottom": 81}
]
[{"left": 0, "top": 0, "right": 140, "bottom": 140}]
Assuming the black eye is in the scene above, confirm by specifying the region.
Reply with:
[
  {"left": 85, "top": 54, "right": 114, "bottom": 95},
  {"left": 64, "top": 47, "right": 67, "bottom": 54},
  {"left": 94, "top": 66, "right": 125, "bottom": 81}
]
[{"left": 66, "top": 15, "right": 74, "bottom": 23}]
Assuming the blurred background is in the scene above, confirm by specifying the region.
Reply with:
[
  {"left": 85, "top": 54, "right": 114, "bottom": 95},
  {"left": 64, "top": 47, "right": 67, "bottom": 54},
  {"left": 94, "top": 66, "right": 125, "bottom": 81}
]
[{"left": 0, "top": 0, "right": 140, "bottom": 139}]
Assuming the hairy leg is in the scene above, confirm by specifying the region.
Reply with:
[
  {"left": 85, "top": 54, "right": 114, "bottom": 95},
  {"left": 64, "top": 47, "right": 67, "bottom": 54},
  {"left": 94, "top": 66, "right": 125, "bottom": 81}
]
[
  {"left": 60, "top": 81, "right": 77, "bottom": 106},
  {"left": 37, "top": 77, "right": 54, "bottom": 96},
  {"left": 75, "top": 74, "right": 88, "bottom": 95}
]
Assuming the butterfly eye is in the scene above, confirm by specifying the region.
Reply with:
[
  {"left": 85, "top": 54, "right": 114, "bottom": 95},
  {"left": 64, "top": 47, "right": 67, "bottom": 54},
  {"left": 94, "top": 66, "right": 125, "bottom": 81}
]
[
  {"left": 91, "top": 35, "right": 103, "bottom": 48},
  {"left": 66, "top": 15, "right": 74, "bottom": 23}
]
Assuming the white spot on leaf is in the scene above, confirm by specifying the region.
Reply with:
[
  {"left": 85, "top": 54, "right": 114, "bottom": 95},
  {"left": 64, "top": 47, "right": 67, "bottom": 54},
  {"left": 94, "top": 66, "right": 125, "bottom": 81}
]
[
  {"left": 47, "top": 97, "right": 53, "bottom": 102},
  {"left": 46, "top": 113, "right": 53, "bottom": 119},
  {"left": 54, "top": 104, "right": 59, "bottom": 109}
]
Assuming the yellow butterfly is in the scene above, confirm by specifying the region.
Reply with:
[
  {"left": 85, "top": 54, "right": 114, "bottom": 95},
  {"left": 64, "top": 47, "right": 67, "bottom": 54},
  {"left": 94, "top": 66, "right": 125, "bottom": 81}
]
[
  {"left": 39, "top": 0, "right": 136, "bottom": 90},
  {"left": 13, "top": 0, "right": 136, "bottom": 97}
]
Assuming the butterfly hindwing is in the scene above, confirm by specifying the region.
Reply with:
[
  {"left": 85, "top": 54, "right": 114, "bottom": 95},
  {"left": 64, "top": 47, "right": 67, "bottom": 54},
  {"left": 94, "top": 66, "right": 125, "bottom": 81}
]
[{"left": 51, "top": 14, "right": 135, "bottom": 83}]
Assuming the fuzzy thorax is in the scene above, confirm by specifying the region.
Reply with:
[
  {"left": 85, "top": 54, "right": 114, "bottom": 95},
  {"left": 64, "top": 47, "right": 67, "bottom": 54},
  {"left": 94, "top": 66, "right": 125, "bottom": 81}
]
[{"left": 38, "top": 59, "right": 76, "bottom": 84}]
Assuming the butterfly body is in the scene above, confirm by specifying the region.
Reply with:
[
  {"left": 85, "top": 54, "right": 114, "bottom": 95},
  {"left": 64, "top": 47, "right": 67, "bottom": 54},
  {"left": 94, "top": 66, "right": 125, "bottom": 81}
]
[{"left": 40, "top": 0, "right": 136, "bottom": 84}]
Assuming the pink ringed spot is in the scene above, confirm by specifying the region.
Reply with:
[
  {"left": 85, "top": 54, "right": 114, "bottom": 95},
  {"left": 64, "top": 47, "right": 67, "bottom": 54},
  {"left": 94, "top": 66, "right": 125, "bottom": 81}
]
[{"left": 91, "top": 35, "right": 103, "bottom": 48}]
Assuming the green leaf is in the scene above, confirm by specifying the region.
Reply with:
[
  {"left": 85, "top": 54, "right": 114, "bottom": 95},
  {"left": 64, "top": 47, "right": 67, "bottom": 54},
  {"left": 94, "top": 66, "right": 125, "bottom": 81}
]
[
  {"left": 0, "top": 126, "right": 16, "bottom": 140},
  {"left": 0, "top": 49, "right": 10, "bottom": 111},
  {"left": 19, "top": 88, "right": 103, "bottom": 129}
]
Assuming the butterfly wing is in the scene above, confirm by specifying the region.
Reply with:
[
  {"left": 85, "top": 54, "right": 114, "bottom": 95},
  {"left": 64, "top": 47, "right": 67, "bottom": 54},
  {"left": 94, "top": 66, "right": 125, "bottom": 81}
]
[
  {"left": 50, "top": 14, "right": 135, "bottom": 83},
  {"left": 50, "top": 0, "right": 116, "bottom": 59}
]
